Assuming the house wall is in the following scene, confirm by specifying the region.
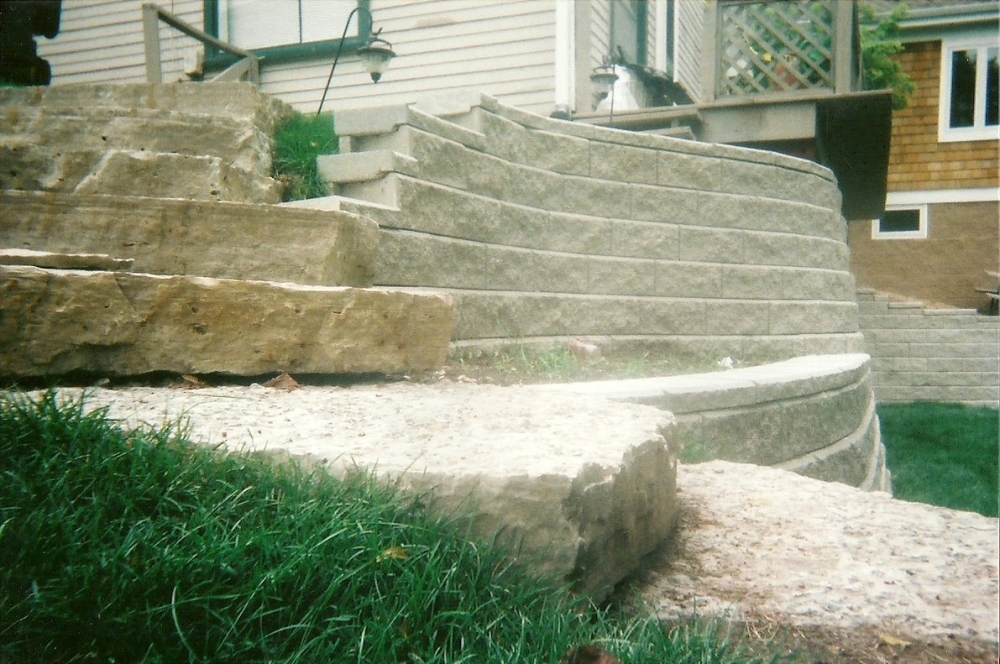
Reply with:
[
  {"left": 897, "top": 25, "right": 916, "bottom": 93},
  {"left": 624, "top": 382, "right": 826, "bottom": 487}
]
[
  {"left": 848, "top": 38, "right": 1000, "bottom": 311},
  {"left": 674, "top": 0, "right": 704, "bottom": 100},
  {"left": 848, "top": 201, "right": 999, "bottom": 310},
  {"left": 37, "top": 0, "right": 203, "bottom": 85},
  {"left": 887, "top": 42, "right": 999, "bottom": 191},
  {"left": 857, "top": 289, "right": 1000, "bottom": 407},
  {"left": 37, "top": 0, "right": 560, "bottom": 116}
]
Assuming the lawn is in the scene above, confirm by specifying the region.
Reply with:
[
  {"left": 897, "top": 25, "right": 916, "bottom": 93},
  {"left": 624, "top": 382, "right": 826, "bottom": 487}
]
[
  {"left": 0, "top": 390, "right": 779, "bottom": 664},
  {"left": 878, "top": 402, "right": 999, "bottom": 518}
]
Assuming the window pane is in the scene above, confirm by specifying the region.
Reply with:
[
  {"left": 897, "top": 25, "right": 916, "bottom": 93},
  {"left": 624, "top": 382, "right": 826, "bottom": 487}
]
[
  {"left": 987, "top": 47, "right": 998, "bottom": 127},
  {"left": 228, "top": 0, "right": 299, "bottom": 50},
  {"left": 950, "top": 48, "right": 977, "bottom": 128},
  {"left": 880, "top": 209, "right": 921, "bottom": 233},
  {"left": 301, "top": 0, "right": 358, "bottom": 45}
]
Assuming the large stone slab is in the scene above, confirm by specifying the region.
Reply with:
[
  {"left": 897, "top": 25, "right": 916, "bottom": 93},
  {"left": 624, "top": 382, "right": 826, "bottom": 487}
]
[
  {"left": 0, "top": 248, "right": 133, "bottom": 271},
  {"left": 53, "top": 381, "right": 679, "bottom": 600},
  {"left": 0, "top": 265, "right": 453, "bottom": 376},
  {"left": 0, "top": 190, "right": 379, "bottom": 287}
]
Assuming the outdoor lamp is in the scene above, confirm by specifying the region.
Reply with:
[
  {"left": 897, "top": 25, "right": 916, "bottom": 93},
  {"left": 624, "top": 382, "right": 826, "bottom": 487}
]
[
  {"left": 590, "top": 58, "right": 619, "bottom": 122},
  {"left": 356, "top": 31, "right": 395, "bottom": 83},
  {"left": 590, "top": 62, "right": 618, "bottom": 96},
  {"left": 317, "top": 8, "right": 395, "bottom": 115}
]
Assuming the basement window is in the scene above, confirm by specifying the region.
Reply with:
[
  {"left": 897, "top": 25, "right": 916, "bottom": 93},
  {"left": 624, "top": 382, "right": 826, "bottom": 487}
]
[
  {"left": 940, "top": 38, "right": 999, "bottom": 142},
  {"left": 873, "top": 205, "right": 928, "bottom": 239}
]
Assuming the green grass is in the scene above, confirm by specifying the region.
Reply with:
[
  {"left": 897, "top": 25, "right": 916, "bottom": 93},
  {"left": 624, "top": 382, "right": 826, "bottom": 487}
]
[
  {"left": 0, "top": 390, "right": 785, "bottom": 664},
  {"left": 272, "top": 111, "right": 338, "bottom": 201},
  {"left": 878, "top": 403, "right": 999, "bottom": 517}
]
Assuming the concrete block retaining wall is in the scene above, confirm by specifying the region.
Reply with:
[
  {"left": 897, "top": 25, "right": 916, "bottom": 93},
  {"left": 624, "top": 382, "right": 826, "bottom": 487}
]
[
  {"left": 857, "top": 290, "right": 1000, "bottom": 407},
  {"left": 300, "top": 92, "right": 866, "bottom": 363},
  {"left": 544, "top": 354, "right": 891, "bottom": 492}
]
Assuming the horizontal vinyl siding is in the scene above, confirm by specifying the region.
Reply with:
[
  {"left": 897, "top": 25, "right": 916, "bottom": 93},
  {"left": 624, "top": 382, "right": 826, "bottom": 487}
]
[
  {"left": 37, "top": 0, "right": 557, "bottom": 116},
  {"left": 39, "top": 0, "right": 203, "bottom": 85},
  {"left": 590, "top": 0, "right": 611, "bottom": 69},
  {"left": 675, "top": 0, "right": 704, "bottom": 100},
  {"left": 269, "top": 0, "right": 557, "bottom": 115}
]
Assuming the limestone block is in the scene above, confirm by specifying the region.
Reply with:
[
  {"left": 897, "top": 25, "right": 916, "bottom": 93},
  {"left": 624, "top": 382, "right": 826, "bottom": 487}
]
[
  {"left": 74, "top": 150, "right": 282, "bottom": 204},
  {"left": 69, "top": 381, "right": 680, "bottom": 600},
  {"left": 1, "top": 190, "right": 379, "bottom": 287},
  {"left": 0, "top": 265, "right": 454, "bottom": 376},
  {"left": 0, "top": 248, "right": 133, "bottom": 271}
]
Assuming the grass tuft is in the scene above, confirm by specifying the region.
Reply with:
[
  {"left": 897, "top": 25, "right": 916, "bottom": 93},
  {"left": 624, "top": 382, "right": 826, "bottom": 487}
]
[
  {"left": 272, "top": 111, "right": 338, "bottom": 201},
  {"left": 878, "top": 402, "right": 999, "bottom": 517},
  {"left": 1, "top": 390, "right": 784, "bottom": 663}
]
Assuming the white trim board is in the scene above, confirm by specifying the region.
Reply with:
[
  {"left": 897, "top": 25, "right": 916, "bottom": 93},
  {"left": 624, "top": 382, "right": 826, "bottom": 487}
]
[{"left": 887, "top": 188, "right": 1000, "bottom": 205}]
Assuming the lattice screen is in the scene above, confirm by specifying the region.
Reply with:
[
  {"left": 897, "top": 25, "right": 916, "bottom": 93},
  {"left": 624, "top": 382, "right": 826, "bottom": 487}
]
[{"left": 717, "top": 1, "right": 835, "bottom": 96}]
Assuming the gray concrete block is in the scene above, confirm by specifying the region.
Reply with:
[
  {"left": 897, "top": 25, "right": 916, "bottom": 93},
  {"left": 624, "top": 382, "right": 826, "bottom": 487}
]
[
  {"left": 610, "top": 220, "right": 678, "bottom": 259},
  {"left": 590, "top": 141, "right": 658, "bottom": 184},
  {"left": 769, "top": 301, "right": 859, "bottom": 335},
  {"left": 631, "top": 184, "right": 699, "bottom": 223},
  {"left": 654, "top": 262, "right": 722, "bottom": 298},
  {"left": 588, "top": 256, "right": 656, "bottom": 296},
  {"left": 676, "top": 226, "right": 745, "bottom": 263}
]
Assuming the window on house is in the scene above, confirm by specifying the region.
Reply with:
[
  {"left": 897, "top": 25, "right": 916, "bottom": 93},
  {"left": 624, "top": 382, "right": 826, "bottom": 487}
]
[
  {"left": 205, "top": 0, "right": 367, "bottom": 64},
  {"left": 610, "top": 0, "right": 647, "bottom": 65},
  {"left": 873, "top": 206, "right": 928, "bottom": 239},
  {"left": 940, "top": 39, "right": 999, "bottom": 142}
]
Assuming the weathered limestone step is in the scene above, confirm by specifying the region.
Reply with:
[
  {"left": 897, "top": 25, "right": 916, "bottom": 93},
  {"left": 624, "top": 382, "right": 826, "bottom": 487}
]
[
  {"left": 0, "top": 82, "right": 290, "bottom": 204},
  {"left": 0, "top": 265, "right": 454, "bottom": 377},
  {"left": 0, "top": 248, "right": 133, "bottom": 271},
  {"left": 60, "top": 381, "right": 680, "bottom": 600},
  {"left": 1, "top": 190, "right": 379, "bottom": 287},
  {"left": 0, "top": 82, "right": 289, "bottom": 127}
]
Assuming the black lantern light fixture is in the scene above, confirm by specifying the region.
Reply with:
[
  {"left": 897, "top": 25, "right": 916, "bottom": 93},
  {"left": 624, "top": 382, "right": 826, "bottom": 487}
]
[{"left": 317, "top": 6, "right": 396, "bottom": 115}]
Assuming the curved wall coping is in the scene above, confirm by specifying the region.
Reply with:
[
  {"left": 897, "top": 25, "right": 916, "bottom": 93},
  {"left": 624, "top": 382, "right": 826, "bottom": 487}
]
[
  {"left": 538, "top": 353, "right": 871, "bottom": 413},
  {"left": 336, "top": 90, "right": 837, "bottom": 183}
]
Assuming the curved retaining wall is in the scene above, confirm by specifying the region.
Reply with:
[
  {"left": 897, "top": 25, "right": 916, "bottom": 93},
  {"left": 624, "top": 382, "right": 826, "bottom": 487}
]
[
  {"left": 297, "top": 91, "right": 865, "bottom": 363},
  {"left": 542, "top": 354, "right": 890, "bottom": 492}
]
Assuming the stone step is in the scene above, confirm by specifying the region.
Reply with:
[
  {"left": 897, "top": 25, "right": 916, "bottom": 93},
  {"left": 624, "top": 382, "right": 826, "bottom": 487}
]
[
  {"left": 0, "top": 190, "right": 380, "bottom": 287},
  {"left": 0, "top": 265, "right": 454, "bottom": 377},
  {"left": 0, "top": 248, "right": 133, "bottom": 271},
  {"left": 60, "top": 380, "right": 679, "bottom": 600},
  {"left": 0, "top": 82, "right": 289, "bottom": 204}
]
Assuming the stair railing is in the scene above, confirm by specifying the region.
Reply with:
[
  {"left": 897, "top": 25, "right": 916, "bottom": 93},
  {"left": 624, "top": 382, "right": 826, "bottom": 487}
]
[{"left": 142, "top": 3, "right": 259, "bottom": 85}]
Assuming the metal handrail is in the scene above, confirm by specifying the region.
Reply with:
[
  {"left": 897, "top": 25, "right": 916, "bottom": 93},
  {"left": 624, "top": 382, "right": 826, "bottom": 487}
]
[{"left": 142, "top": 3, "right": 259, "bottom": 84}]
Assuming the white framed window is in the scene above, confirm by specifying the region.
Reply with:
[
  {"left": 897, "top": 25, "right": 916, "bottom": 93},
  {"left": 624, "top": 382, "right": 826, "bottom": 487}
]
[
  {"left": 939, "top": 37, "right": 999, "bottom": 142},
  {"left": 873, "top": 205, "right": 928, "bottom": 239}
]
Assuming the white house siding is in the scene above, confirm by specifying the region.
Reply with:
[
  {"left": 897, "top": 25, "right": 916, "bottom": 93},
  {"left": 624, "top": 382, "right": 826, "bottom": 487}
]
[
  {"left": 264, "top": 0, "right": 558, "bottom": 115},
  {"left": 674, "top": 0, "right": 704, "bottom": 100},
  {"left": 590, "top": 0, "right": 611, "bottom": 69},
  {"left": 38, "top": 0, "right": 203, "bottom": 85}
]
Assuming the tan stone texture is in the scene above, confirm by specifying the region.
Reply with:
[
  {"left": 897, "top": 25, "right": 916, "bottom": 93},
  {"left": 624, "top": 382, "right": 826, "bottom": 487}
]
[{"left": 0, "top": 265, "right": 454, "bottom": 377}]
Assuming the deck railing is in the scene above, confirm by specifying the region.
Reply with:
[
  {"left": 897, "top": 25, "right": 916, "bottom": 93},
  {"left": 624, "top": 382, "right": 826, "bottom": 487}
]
[
  {"left": 691, "top": 0, "right": 860, "bottom": 103},
  {"left": 142, "top": 3, "right": 258, "bottom": 85}
]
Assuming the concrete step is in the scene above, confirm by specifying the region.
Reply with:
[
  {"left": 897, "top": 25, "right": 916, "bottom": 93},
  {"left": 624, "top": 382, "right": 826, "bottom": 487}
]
[
  {"left": 0, "top": 264, "right": 453, "bottom": 377},
  {"left": 0, "top": 190, "right": 380, "bottom": 287}
]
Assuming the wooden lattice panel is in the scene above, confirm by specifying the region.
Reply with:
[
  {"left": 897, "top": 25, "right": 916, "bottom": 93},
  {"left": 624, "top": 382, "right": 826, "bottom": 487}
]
[{"left": 718, "top": 0, "right": 835, "bottom": 96}]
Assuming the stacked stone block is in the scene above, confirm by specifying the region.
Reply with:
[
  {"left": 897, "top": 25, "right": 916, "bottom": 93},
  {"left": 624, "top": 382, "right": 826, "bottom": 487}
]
[
  {"left": 315, "top": 92, "right": 865, "bottom": 362},
  {"left": 857, "top": 289, "right": 1000, "bottom": 407}
]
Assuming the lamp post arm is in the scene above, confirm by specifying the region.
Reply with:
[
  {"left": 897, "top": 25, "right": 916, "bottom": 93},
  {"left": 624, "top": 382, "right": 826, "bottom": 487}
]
[{"left": 317, "top": 5, "right": 369, "bottom": 116}]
